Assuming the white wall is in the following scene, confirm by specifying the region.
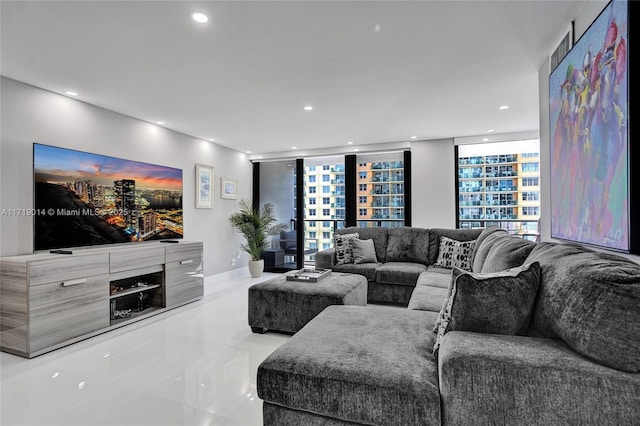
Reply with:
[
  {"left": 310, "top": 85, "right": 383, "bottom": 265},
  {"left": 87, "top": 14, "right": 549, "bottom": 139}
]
[
  {"left": 0, "top": 77, "right": 253, "bottom": 276},
  {"left": 538, "top": 0, "right": 639, "bottom": 262},
  {"left": 410, "top": 138, "right": 456, "bottom": 228}
]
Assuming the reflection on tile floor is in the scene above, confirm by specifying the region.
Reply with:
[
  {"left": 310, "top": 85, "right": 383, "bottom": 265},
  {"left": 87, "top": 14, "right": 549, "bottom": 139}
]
[{"left": 0, "top": 272, "right": 289, "bottom": 426}]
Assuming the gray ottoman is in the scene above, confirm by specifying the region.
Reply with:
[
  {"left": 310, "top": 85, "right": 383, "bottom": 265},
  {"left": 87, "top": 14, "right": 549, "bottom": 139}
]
[
  {"left": 248, "top": 272, "right": 367, "bottom": 334},
  {"left": 257, "top": 305, "right": 442, "bottom": 425}
]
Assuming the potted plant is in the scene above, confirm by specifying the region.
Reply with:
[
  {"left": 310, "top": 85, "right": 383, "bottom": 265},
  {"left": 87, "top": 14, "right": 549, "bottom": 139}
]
[{"left": 228, "top": 199, "right": 288, "bottom": 278}]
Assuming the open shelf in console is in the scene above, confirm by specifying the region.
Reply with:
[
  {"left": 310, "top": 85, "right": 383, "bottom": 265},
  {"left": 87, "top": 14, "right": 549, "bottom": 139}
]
[{"left": 109, "top": 265, "right": 164, "bottom": 326}]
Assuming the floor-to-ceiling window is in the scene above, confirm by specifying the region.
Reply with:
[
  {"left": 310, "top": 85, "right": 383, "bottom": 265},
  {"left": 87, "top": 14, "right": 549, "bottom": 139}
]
[
  {"left": 303, "top": 156, "right": 346, "bottom": 256},
  {"left": 257, "top": 160, "right": 298, "bottom": 269},
  {"left": 355, "top": 152, "right": 406, "bottom": 228},
  {"left": 456, "top": 140, "right": 540, "bottom": 240},
  {"left": 254, "top": 150, "right": 410, "bottom": 258}
]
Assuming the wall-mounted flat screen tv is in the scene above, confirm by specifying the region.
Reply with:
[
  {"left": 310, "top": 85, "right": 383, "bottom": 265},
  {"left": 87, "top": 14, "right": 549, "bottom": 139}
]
[
  {"left": 549, "top": 0, "right": 630, "bottom": 251},
  {"left": 34, "top": 143, "right": 183, "bottom": 251}
]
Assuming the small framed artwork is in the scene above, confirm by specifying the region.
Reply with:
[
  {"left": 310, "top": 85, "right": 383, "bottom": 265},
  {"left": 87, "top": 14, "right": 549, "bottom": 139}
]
[
  {"left": 195, "top": 164, "right": 214, "bottom": 208},
  {"left": 220, "top": 177, "right": 237, "bottom": 199}
]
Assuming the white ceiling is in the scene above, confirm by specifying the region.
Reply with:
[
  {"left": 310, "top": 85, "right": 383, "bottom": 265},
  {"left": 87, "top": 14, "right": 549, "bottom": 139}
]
[{"left": 1, "top": 0, "right": 585, "bottom": 155}]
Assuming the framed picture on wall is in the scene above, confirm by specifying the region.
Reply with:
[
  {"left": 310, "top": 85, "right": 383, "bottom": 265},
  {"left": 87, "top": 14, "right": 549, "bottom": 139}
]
[
  {"left": 549, "top": 0, "right": 631, "bottom": 251},
  {"left": 221, "top": 177, "right": 237, "bottom": 199},
  {"left": 195, "top": 164, "right": 214, "bottom": 208}
]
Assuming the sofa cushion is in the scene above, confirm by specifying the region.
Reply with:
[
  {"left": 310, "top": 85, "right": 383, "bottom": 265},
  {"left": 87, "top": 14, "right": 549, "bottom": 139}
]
[
  {"left": 386, "top": 227, "right": 431, "bottom": 264},
  {"left": 433, "top": 262, "right": 541, "bottom": 357},
  {"left": 439, "top": 332, "right": 640, "bottom": 426},
  {"left": 332, "top": 262, "right": 380, "bottom": 282},
  {"left": 471, "top": 227, "right": 510, "bottom": 272},
  {"left": 334, "top": 233, "right": 359, "bottom": 265},
  {"left": 480, "top": 235, "right": 536, "bottom": 273},
  {"left": 526, "top": 242, "right": 640, "bottom": 373},
  {"left": 428, "top": 228, "right": 483, "bottom": 265},
  {"left": 433, "top": 236, "right": 475, "bottom": 271},
  {"left": 376, "top": 262, "right": 428, "bottom": 286},
  {"left": 352, "top": 238, "right": 378, "bottom": 264},
  {"left": 337, "top": 227, "right": 388, "bottom": 263},
  {"left": 408, "top": 285, "right": 449, "bottom": 312},
  {"left": 417, "top": 266, "right": 452, "bottom": 289},
  {"left": 257, "top": 305, "right": 442, "bottom": 426}
]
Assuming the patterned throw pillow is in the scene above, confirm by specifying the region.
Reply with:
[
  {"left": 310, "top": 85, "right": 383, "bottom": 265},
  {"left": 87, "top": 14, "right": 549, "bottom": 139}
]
[
  {"left": 434, "top": 236, "right": 476, "bottom": 270},
  {"left": 432, "top": 262, "right": 541, "bottom": 359},
  {"left": 334, "top": 233, "right": 359, "bottom": 265}
]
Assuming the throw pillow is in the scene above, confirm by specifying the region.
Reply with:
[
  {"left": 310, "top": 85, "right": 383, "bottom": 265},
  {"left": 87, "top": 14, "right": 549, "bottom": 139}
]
[
  {"left": 351, "top": 238, "right": 378, "bottom": 264},
  {"left": 480, "top": 235, "right": 536, "bottom": 273},
  {"left": 334, "top": 233, "right": 359, "bottom": 265},
  {"left": 432, "top": 268, "right": 460, "bottom": 333},
  {"left": 433, "top": 236, "right": 476, "bottom": 271},
  {"left": 432, "top": 262, "right": 541, "bottom": 359}
]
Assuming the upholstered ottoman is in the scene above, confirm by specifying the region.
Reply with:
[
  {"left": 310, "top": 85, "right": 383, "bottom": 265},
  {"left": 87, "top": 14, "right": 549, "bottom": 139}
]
[
  {"left": 248, "top": 272, "right": 367, "bottom": 334},
  {"left": 257, "top": 305, "right": 442, "bottom": 425}
]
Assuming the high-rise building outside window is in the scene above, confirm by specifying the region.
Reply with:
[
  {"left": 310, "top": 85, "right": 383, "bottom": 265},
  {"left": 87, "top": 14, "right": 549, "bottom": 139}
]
[
  {"left": 357, "top": 152, "right": 405, "bottom": 228},
  {"left": 457, "top": 139, "right": 540, "bottom": 239},
  {"left": 303, "top": 156, "right": 345, "bottom": 258},
  {"left": 302, "top": 152, "right": 405, "bottom": 251}
]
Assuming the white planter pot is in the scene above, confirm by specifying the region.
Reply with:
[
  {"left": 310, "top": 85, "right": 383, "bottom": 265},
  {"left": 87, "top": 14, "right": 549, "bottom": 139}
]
[{"left": 248, "top": 259, "right": 264, "bottom": 278}]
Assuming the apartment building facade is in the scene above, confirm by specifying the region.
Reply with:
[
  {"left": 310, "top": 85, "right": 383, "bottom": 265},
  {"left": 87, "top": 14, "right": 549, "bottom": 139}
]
[{"left": 458, "top": 140, "right": 540, "bottom": 238}]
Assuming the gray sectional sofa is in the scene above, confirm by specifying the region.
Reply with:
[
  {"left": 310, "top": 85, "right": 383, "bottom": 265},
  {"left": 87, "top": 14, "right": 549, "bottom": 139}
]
[
  {"left": 315, "top": 226, "right": 485, "bottom": 305},
  {"left": 258, "top": 226, "right": 640, "bottom": 425}
]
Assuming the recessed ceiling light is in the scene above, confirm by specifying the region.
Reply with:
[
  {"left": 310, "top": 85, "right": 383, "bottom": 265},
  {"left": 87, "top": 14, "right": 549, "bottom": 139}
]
[
  {"left": 487, "top": 129, "right": 495, "bottom": 133},
  {"left": 291, "top": 146, "right": 298, "bottom": 149},
  {"left": 192, "top": 13, "right": 208, "bottom": 23},
  {"left": 410, "top": 136, "right": 417, "bottom": 139},
  {"left": 303, "top": 106, "right": 313, "bottom": 111},
  {"left": 354, "top": 149, "right": 360, "bottom": 152},
  {"left": 498, "top": 105, "right": 510, "bottom": 110},
  {"left": 156, "top": 121, "right": 165, "bottom": 125},
  {"left": 208, "top": 138, "right": 215, "bottom": 142},
  {"left": 482, "top": 138, "right": 490, "bottom": 142},
  {"left": 347, "top": 141, "right": 353, "bottom": 145},
  {"left": 246, "top": 151, "right": 252, "bottom": 154},
  {"left": 65, "top": 91, "right": 78, "bottom": 96}
]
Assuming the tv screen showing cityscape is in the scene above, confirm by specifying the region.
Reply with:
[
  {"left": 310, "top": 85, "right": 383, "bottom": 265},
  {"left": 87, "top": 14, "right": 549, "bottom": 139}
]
[{"left": 34, "top": 143, "right": 183, "bottom": 251}]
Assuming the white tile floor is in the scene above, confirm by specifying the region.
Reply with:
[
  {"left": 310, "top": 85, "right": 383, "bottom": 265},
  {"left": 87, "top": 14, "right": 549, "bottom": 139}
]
[{"left": 0, "top": 271, "right": 289, "bottom": 426}]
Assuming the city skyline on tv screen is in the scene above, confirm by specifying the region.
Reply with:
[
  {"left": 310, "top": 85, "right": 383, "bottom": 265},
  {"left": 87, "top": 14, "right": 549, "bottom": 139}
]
[{"left": 34, "top": 143, "right": 183, "bottom": 251}]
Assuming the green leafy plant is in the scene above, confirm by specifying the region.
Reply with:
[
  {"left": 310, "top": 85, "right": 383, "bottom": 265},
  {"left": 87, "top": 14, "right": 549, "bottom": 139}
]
[{"left": 228, "top": 199, "right": 288, "bottom": 261}]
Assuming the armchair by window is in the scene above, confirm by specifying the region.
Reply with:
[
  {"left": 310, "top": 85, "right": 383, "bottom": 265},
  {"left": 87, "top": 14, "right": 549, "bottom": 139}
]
[{"left": 279, "top": 230, "right": 318, "bottom": 264}]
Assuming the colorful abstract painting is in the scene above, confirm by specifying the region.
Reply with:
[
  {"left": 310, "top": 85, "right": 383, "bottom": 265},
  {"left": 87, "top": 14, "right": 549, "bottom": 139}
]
[{"left": 549, "top": 0, "right": 629, "bottom": 251}]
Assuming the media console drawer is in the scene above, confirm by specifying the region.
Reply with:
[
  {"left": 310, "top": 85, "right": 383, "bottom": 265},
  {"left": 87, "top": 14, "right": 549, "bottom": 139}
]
[
  {"left": 165, "top": 255, "right": 204, "bottom": 308},
  {"left": 165, "top": 242, "right": 203, "bottom": 264},
  {"left": 30, "top": 274, "right": 110, "bottom": 353},
  {"left": 110, "top": 245, "right": 165, "bottom": 273},
  {"left": 29, "top": 253, "right": 109, "bottom": 287}
]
